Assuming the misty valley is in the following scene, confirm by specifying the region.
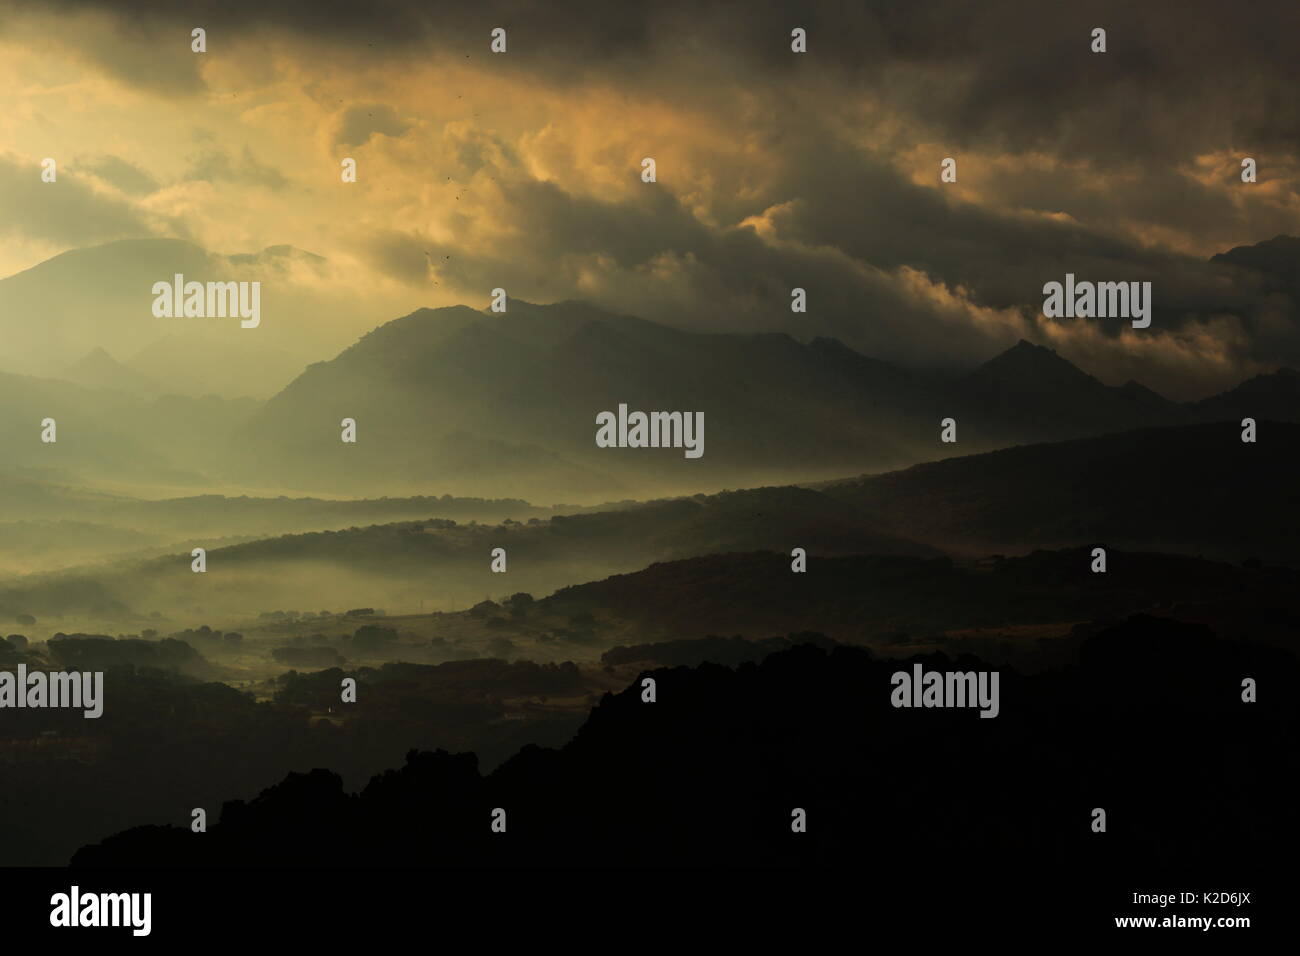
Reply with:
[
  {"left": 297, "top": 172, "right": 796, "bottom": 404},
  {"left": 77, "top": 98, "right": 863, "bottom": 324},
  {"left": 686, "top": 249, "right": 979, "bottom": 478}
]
[{"left": 0, "top": 268, "right": 1295, "bottom": 896}]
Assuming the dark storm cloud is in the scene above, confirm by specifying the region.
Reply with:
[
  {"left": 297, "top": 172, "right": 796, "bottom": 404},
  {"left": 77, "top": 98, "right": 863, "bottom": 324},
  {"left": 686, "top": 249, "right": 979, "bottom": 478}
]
[
  {"left": 20, "top": 0, "right": 1300, "bottom": 189},
  {"left": 334, "top": 104, "right": 412, "bottom": 149},
  {"left": 889, "top": 2, "right": 1300, "bottom": 163},
  {"left": 359, "top": 119, "right": 1299, "bottom": 382},
  {"left": 184, "top": 146, "right": 289, "bottom": 190},
  {"left": 979, "top": 157, "right": 1296, "bottom": 254},
  {"left": 23, "top": 0, "right": 1300, "bottom": 160},
  {"left": 360, "top": 173, "right": 1028, "bottom": 367},
  {"left": 364, "top": 230, "right": 434, "bottom": 285},
  {"left": 0, "top": 155, "right": 159, "bottom": 244},
  {"left": 80, "top": 155, "right": 160, "bottom": 195},
  {"left": 756, "top": 130, "right": 1263, "bottom": 322}
]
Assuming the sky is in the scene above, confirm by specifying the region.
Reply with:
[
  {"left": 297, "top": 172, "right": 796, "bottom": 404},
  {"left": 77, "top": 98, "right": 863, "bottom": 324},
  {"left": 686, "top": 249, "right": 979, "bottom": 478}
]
[{"left": 2, "top": 0, "right": 1298, "bottom": 399}]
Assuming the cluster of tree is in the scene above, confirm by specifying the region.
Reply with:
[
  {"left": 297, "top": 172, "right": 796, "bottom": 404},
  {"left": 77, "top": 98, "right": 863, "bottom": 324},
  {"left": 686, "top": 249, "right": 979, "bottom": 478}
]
[
  {"left": 165, "top": 625, "right": 243, "bottom": 651},
  {"left": 45, "top": 634, "right": 211, "bottom": 677},
  {"left": 0, "top": 634, "right": 30, "bottom": 668}
]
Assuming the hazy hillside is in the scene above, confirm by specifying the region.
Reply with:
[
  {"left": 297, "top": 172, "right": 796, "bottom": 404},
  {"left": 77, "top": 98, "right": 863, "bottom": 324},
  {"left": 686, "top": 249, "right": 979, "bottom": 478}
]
[
  {"left": 61, "top": 347, "right": 162, "bottom": 394},
  {"left": 0, "top": 369, "right": 257, "bottom": 486},
  {"left": 236, "top": 299, "right": 1300, "bottom": 501},
  {"left": 238, "top": 299, "right": 945, "bottom": 498},
  {"left": 7, "top": 419, "right": 1296, "bottom": 628},
  {"left": 0, "top": 476, "right": 609, "bottom": 573},
  {"left": 0, "top": 485, "right": 933, "bottom": 622},
  {"left": 0, "top": 238, "right": 370, "bottom": 399}
]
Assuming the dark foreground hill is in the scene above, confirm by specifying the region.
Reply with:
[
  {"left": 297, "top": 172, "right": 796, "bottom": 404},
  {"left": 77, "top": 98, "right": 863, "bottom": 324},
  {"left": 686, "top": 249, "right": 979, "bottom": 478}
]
[
  {"left": 826, "top": 420, "right": 1300, "bottom": 563},
  {"left": 73, "top": 616, "right": 1298, "bottom": 878},
  {"left": 543, "top": 547, "right": 1300, "bottom": 650}
]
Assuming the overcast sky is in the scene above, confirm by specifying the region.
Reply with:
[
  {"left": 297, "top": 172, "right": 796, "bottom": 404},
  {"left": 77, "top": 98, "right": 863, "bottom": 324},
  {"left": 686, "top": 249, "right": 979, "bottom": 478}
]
[{"left": 2, "top": 0, "right": 1298, "bottom": 398}]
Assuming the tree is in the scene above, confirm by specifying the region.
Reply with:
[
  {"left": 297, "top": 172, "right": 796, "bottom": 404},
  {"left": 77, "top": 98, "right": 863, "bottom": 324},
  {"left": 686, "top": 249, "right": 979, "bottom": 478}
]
[
  {"left": 506, "top": 592, "right": 535, "bottom": 619},
  {"left": 469, "top": 599, "right": 499, "bottom": 620}
]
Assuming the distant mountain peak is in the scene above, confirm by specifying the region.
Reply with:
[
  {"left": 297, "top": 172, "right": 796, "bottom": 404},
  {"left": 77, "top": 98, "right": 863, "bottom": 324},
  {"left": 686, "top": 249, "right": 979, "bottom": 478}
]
[
  {"left": 63, "top": 345, "right": 159, "bottom": 394},
  {"left": 68, "top": 345, "right": 124, "bottom": 371},
  {"left": 1219, "top": 366, "right": 1300, "bottom": 394},
  {"left": 957, "top": 339, "right": 1187, "bottom": 426},
  {"left": 225, "top": 244, "right": 327, "bottom": 272},
  {"left": 1212, "top": 233, "right": 1300, "bottom": 260},
  {"left": 994, "top": 338, "right": 1061, "bottom": 359},
  {"left": 974, "top": 338, "right": 1096, "bottom": 388},
  {"left": 1209, "top": 234, "right": 1300, "bottom": 278},
  {"left": 1118, "top": 379, "right": 1171, "bottom": 403}
]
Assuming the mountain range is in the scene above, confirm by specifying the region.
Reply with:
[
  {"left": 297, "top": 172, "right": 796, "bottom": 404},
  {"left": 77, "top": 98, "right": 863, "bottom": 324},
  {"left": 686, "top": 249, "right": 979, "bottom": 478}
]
[
  {"left": 234, "top": 301, "right": 1299, "bottom": 500},
  {"left": 3, "top": 237, "right": 1299, "bottom": 503}
]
